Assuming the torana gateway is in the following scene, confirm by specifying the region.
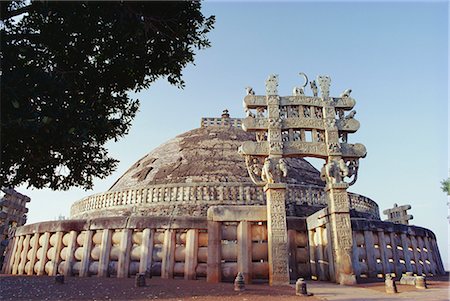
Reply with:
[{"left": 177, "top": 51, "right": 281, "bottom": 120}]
[{"left": 2, "top": 74, "right": 445, "bottom": 285}]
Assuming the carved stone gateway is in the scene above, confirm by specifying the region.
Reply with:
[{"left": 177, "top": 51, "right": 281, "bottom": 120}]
[{"left": 239, "top": 73, "right": 367, "bottom": 285}]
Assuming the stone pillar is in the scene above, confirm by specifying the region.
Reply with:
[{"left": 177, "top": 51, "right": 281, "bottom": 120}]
[
  {"left": 237, "top": 221, "right": 252, "bottom": 284},
  {"left": 161, "top": 229, "right": 175, "bottom": 279},
  {"left": 400, "top": 233, "right": 413, "bottom": 273},
  {"left": 184, "top": 229, "right": 199, "bottom": 280},
  {"left": 326, "top": 184, "right": 356, "bottom": 285},
  {"left": 117, "top": 229, "right": 132, "bottom": 278},
  {"left": 2, "top": 236, "right": 19, "bottom": 274},
  {"left": 207, "top": 221, "right": 222, "bottom": 283},
  {"left": 287, "top": 229, "right": 299, "bottom": 281},
  {"left": 265, "top": 183, "right": 290, "bottom": 286},
  {"left": 363, "top": 231, "right": 377, "bottom": 278},
  {"left": 50, "top": 231, "right": 64, "bottom": 276},
  {"left": 139, "top": 228, "right": 154, "bottom": 277},
  {"left": 80, "top": 230, "right": 93, "bottom": 277},
  {"left": 98, "top": 229, "right": 112, "bottom": 277},
  {"left": 308, "top": 229, "right": 317, "bottom": 279},
  {"left": 377, "top": 230, "right": 391, "bottom": 275},
  {"left": 64, "top": 231, "right": 78, "bottom": 276}
]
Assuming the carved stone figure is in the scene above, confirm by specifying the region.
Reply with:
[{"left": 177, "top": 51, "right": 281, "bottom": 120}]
[
  {"left": 277, "top": 158, "right": 288, "bottom": 178},
  {"left": 256, "top": 107, "right": 266, "bottom": 118},
  {"left": 321, "top": 159, "right": 349, "bottom": 184},
  {"left": 256, "top": 131, "right": 266, "bottom": 142},
  {"left": 245, "top": 86, "right": 255, "bottom": 95},
  {"left": 265, "top": 74, "right": 279, "bottom": 95},
  {"left": 293, "top": 87, "right": 305, "bottom": 96},
  {"left": 288, "top": 106, "right": 299, "bottom": 118},
  {"left": 245, "top": 108, "right": 255, "bottom": 118},
  {"left": 340, "top": 89, "right": 352, "bottom": 98},
  {"left": 261, "top": 157, "right": 275, "bottom": 184},
  {"left": 345, "top": 159, "right": 359, "bottom": 186},
  {"left": 344, "top": 110, "right": 356, "bottom": 119},
  {"left": 310, "top": 80, "right": 318, "bottom": 97},
  {"left": 317, "top": 75, "right": 331, "bottom": 98}
]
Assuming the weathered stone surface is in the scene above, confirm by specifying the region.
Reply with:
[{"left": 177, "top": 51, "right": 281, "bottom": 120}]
[{"left": 109, "top": 126, "right": 323, "bottom": 190}]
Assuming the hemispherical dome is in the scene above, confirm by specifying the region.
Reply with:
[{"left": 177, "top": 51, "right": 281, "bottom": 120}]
[{"left": 108, "top": 126, "right": 324, "bottom": 191}]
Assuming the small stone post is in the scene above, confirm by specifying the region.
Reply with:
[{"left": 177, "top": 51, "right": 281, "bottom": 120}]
[
  {"left": 296, "top": 278, "right": 314, "bottom": 296},
  {"left": 415, "top": 276, "right": 427, "bottom": 289},
  {"left": 135, "top": 273, "right": 146, "bottom": 287},
  {"left": 385, "top": 274, "right": 398, "bottom": 294},
  {"left": 234, "top": 272, "right": 245, "bottom": 291},
  {"left": 55, "top": 274, "right": 64, "bottom": 284}
]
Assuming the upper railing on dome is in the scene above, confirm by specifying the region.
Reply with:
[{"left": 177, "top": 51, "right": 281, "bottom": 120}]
[{"left": 200, "top": 109, "right": 242, "bottom": 128}]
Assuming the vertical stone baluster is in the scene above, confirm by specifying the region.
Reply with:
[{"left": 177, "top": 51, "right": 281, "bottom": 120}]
[
  {"left": 80, "top": 230, "right": 94, "bottom": 277},
  {"left": 389, "top": 232, "right": 402, "bottom": 277},
  {"left": 50, "top": 231, "right": 64, "bottom": 276},
  {"left": 325, "top": 224, "right": 335, "bottom": 282},
  {"left": 98, "top": 229, "right": 113, "bottom": 277},
  {"left": 400, "top": 233, "right": 413, "bottom": 273},
  {"left": 161, "top": 229, "right": 176, "bottom": 279},
  {"left": 37, "top": 232, "right": 50, "bottom": 276},
  {"left": 409, "top": 235, "right": 421, "bottom": 275},
  {"left": 18, "top": 234, "right": 30, "bottom": 275},
  {"left": 316, "top": 227, "right": 327, "bottom": 280},
  {"left": 184, "top": 229, "right": 199, "bottom": 280},
  {"left": 423, "top": 236, "right": 437, "bottom": 275},
  {"left": 430, "top": 239, "right": 445, "bottom": 274},
  {"left": 364, "top": 231, "right": 377, "bottom": 278},
  {"left": 237, "top": 221, "right": 252, "bottom": 284},
  {"left": 139, "top": 228, "right": 154, "bottom": 276},
  {"left": 64, "top": 230, "right": 78, "bottom": 276},
  {"left": 418, "top": 237, "right": 429, "bottom": 275},
  {"left": 287, "top": 229, "right": 298, "bottom": 281},
  {"left": 351, "top": 231, "right": 361, "bottom": 278},
  {"left": 12, "top": 235, "right": 24, "bottom": 274},
  {"left": 377, "top": 231, "right": 390, "bottom": 275},
  {"left": 27, "top": 233, "right": 40, "bottom": 275},
  {"left": 4, "top": 236, "right": 19, "bottom": 274},
  {"left": 308, "top": 229, "right": 317, "bottom": 279},
  {"left": 117, "top": 229, "right": 132, "bottom": 278},
  {"left": 207, "top": 221, "right": 222, "bottom": 283}
]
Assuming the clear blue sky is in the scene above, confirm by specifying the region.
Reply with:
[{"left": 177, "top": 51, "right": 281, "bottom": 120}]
[{"left": 17, "top": 1, "right": 449, "bottom": 269}]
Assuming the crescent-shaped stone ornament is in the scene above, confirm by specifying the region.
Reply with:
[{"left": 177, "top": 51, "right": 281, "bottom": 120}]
[{"left": 299, "top": 72, "right": 308, "bottom": 88}]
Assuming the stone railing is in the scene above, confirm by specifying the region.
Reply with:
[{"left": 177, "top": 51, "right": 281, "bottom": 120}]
[
  {"left": 200, "top": 117, "right": 242, "bottom": 128},
  {"left": 70, "top": 182, "right": 380, "bottom": 220}
]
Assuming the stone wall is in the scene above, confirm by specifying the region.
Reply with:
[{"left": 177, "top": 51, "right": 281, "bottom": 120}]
[
  {"left": 70, "top": 183, "right": 380, "bottom": 220},
  {"left": 3, "top": 210, "right": 443, "bottom": 282}
]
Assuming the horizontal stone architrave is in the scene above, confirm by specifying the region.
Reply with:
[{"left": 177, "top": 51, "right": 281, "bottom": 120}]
[
  {"left": 70, "top": 182, "right": 380, "bottom": 221},
  {"left": 351, "top": 218, "right": 437, "bottom": 239},
  {"left": 207, "top": 205, "right": 267, "bottom": 221},
  {"left": 14, "top": 216, "right": 208, "bottom": 237}
]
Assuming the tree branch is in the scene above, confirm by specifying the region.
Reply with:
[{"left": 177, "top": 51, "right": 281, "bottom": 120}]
[{"left": 1, "top": 4, "right": 32, "bottom": 21}]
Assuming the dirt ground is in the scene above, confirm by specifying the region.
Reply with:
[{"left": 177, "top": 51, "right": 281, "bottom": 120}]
[{"left": 0, "top": 275, "right": 448, "bottom": 301}]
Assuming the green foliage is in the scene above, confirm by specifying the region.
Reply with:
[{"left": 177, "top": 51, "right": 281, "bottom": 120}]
[
  {"left": 1, "top": 1, "right": 215, "bottom": 190},
  {"left": 441, "top": 178, "right": 450, "bottom": 196}
]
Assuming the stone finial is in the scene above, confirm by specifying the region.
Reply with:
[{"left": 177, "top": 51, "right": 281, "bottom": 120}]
[
  {"left": 296, "top": 278, "right": 314, "bottom": 296},
  {"left": 135, "top": 273, "right": 146, "bottom": 287},
  {"left": 383, "top": 203, "right": 413, "bottom": 225},
  {"left": 385, "top": 274, "right": 398, "bottom": 294},
  {"left": 317, "top": 75, "right": 331, "bottom": 99},
  {"left": 234, "top": 272, "right": 245, "bottom": 291},
  {"left": 221, "top": 109, "right": 230, "bottom": 119}
]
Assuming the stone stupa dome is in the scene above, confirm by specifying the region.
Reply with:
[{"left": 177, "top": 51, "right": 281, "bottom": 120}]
[
  {"left": 108, "top": 125, "right": 324, "bottom": 191},
  {"left": 70, "top": 112, "right": 379, "bottom": 220}
]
